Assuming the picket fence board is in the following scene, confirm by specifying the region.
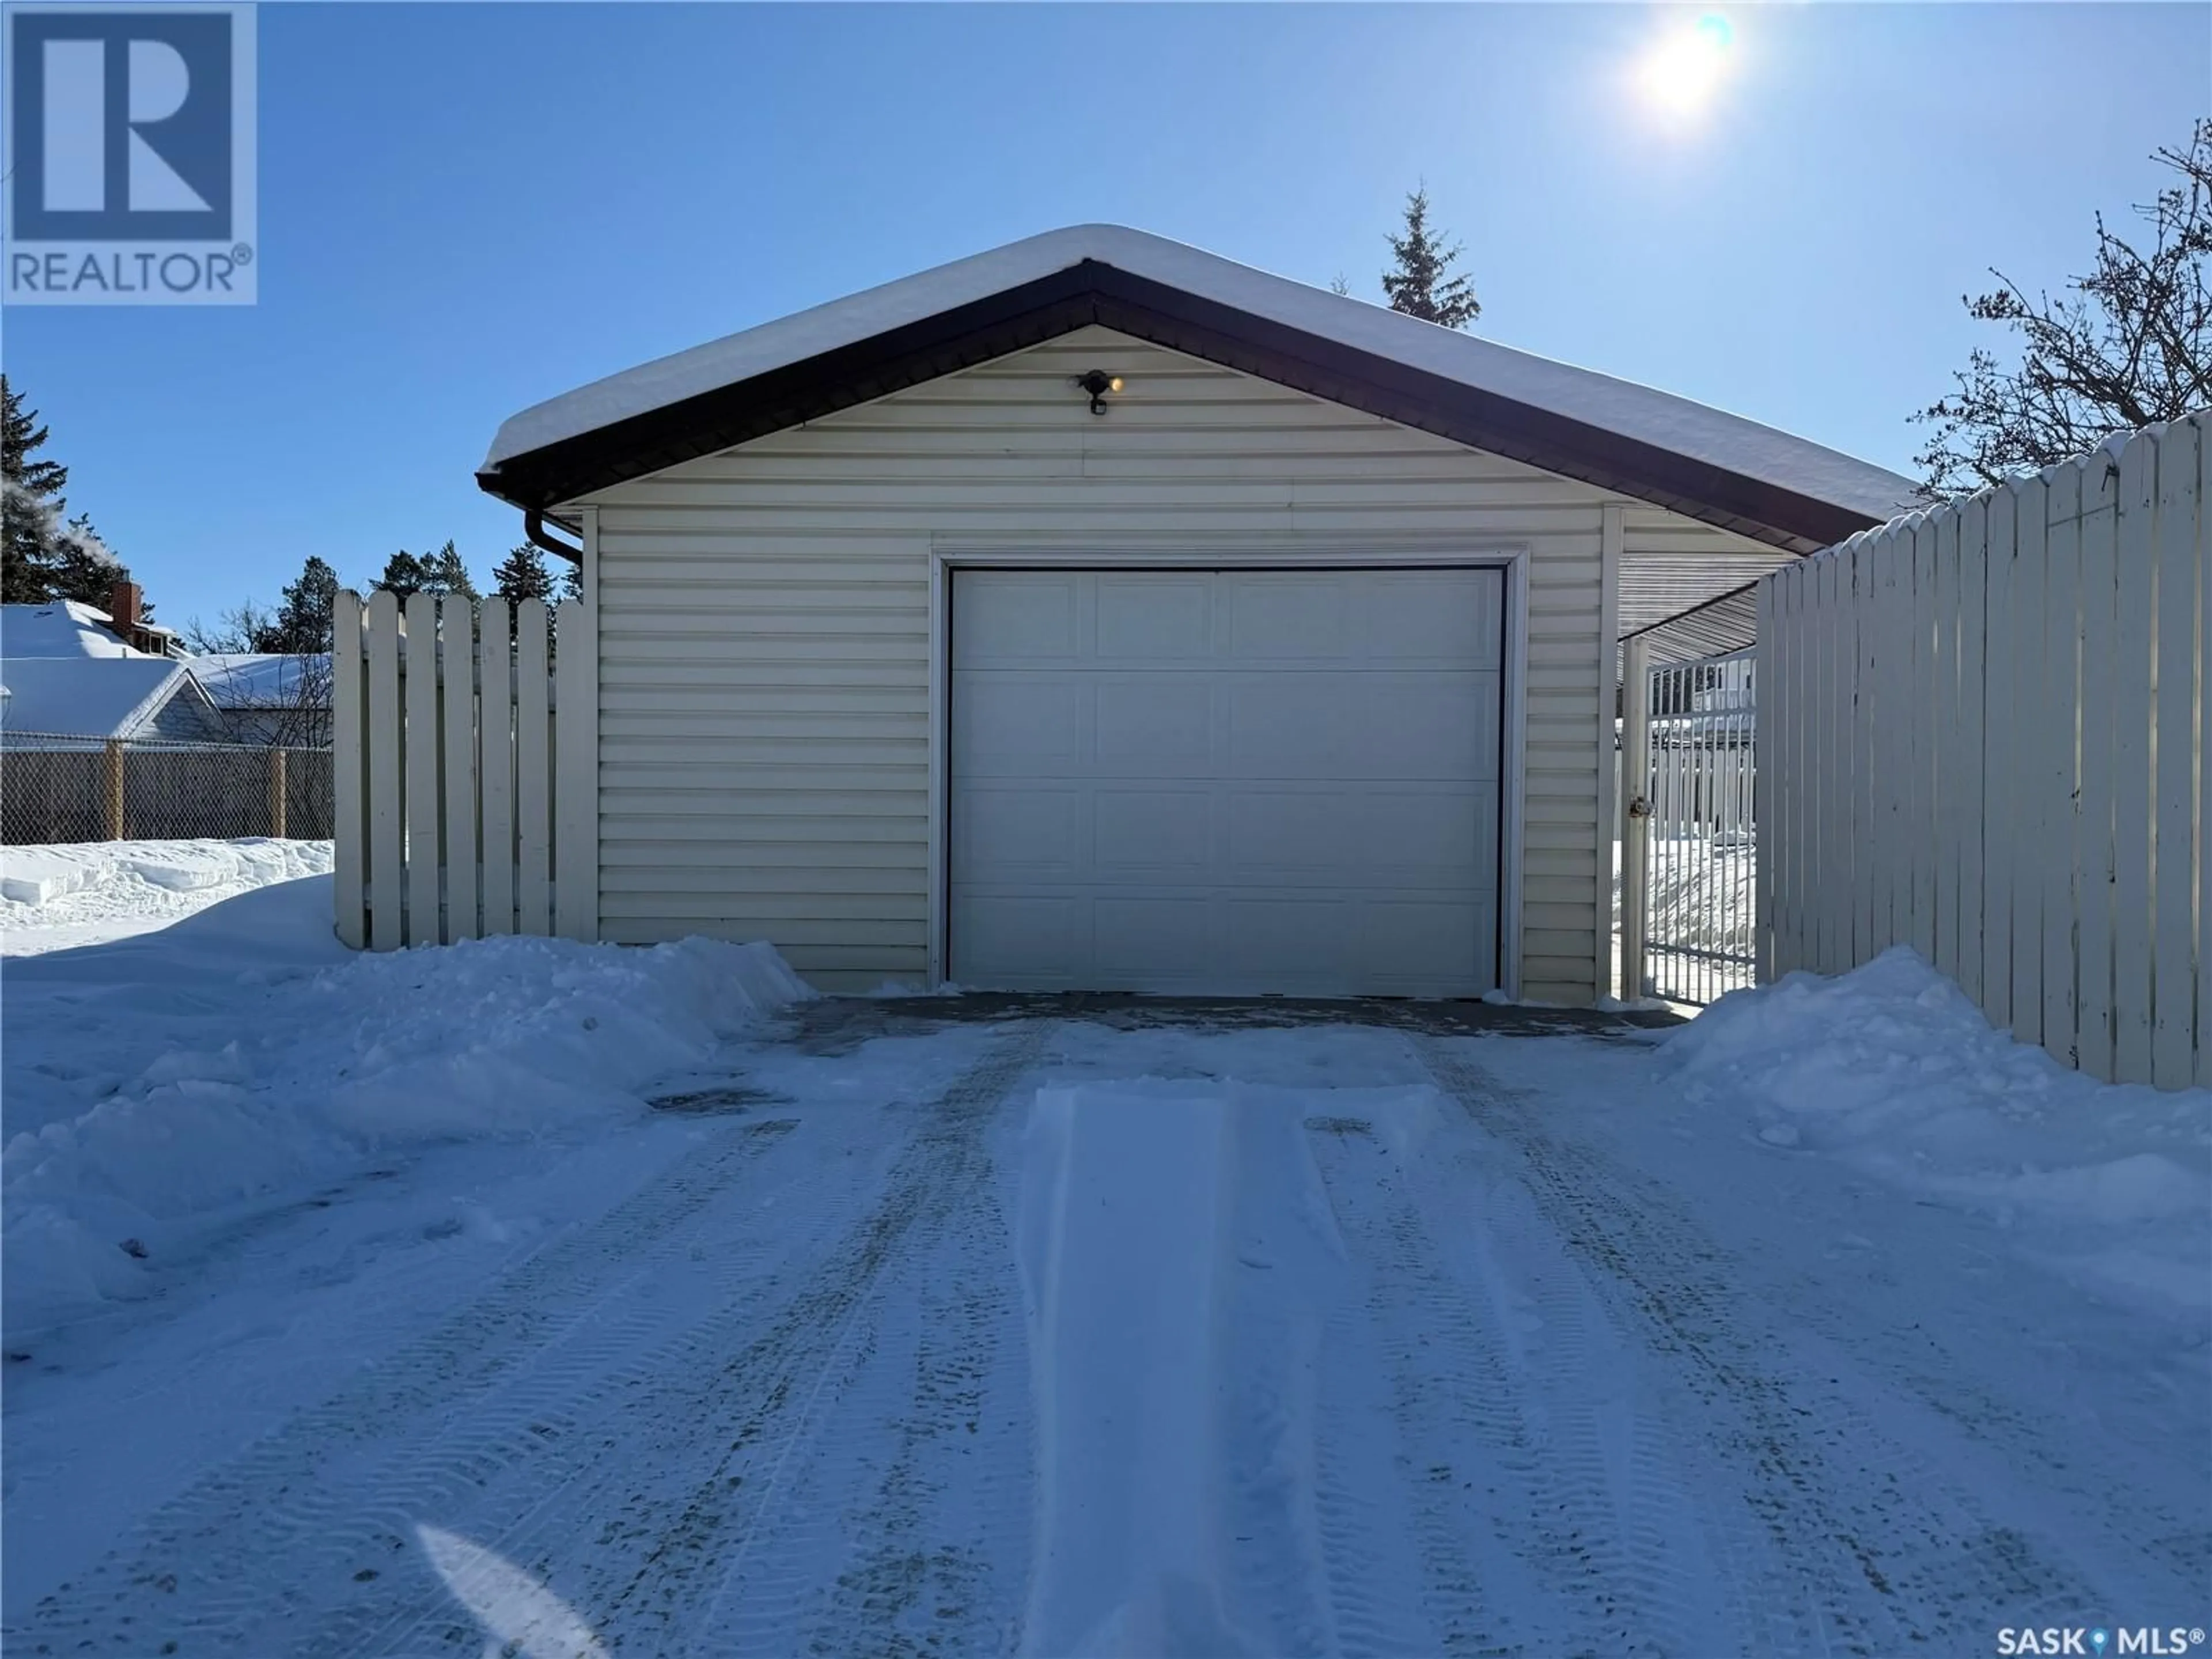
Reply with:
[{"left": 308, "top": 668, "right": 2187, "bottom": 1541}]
[
  {"left": 1981, "top": 487, "right": 2017, "bottom": 1029},
  {"left": 1931, "top": 509, "right": 1960, "bottom": 982},
  {"left": 1955, "top": 497, "right": 1988, "bottom": 1006},
  {"left": 480, "top": 600, "right": 517, "bottom": 937},
  {"left": 403, "top": 593, "right": 441, "bottom": 948},
  {"left": 442, "top": 598, "right": 480, "bottom": 943},
  {"left": 2197, "top": 415, "right": 2212, "bottom": 1091},
  {"left": 1907, "top": 518, "right": 1936, "bottom": 963},
  {"left": 2040, "top": 463, "right": 2082, "bottom": 1066},
  {"left": 2111, "top": 435, "right": 2157, "bottom": 1084},
  {"left": 2152, "top": 418, "right": 2200, "bottom": 1089},
  {"left": 2076, "top": 452, "right": 2120, "bottom": 1081},
  {"left": 333, "top": 592, "right": 366, "bottom": 949},
  {"left": 366, "top": 590, "right": 404, "bottom": 952},
  {"left": 516, "top": 599, "right": 555, "bottom": 937}
]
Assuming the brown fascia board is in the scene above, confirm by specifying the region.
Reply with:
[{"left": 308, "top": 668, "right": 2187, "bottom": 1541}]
[{"left": 476, "top": 261, "right": 1879, "bottom": 554}]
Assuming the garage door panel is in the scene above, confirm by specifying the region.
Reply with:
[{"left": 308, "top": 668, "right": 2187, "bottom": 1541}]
[
  {"left": 953, "top": 679, "right": 1080, "bottom": 774},
  {"left": 955, "top": 893, "right": 1082, "bottom": 984},
  {"left": 1226, "top": 575, "right": 1354, "bottom": 660},
  {"left": 1347, "top": 676, "right": 1501, "bottom": 781},
  {"left": 1094, "top": 789, "right": 1213, "bottom": 874},
  {"left": 1094, "top": 677, "right": 1215, "bottom": 775},
  {"left": 1093, "top": 897, "right": 1214, "bottom": 977},
  {"left": 1354, "top": 900, "right": 1494, "bottom": 985},
  {"left": 1369, "top": 571, "right": 1505, "bottom": 665},
  {"left": 1226, "top": 788, "right": 1492, "bottom": 881},
  {"left": 1224, "top": 898, "right": 1353, "bottom": 982},
  {"left": 952, "top": 573, "right": 1080, "bottom": 667},
  {"left": 1226, "top": 680, "right": 1354, "bottom": 778},
  {"left": 953, "top": 786, "right": 1081, "bottom": 876},
  {"left": 950, "top": 567, "right": 1504, "bottom": 995},
  {"left": 1096, "top": 575, "right": 1213, "bottom": 659}
]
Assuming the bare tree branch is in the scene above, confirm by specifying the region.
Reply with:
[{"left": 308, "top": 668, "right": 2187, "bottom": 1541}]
[{"left": 1912, "top": 118, "right": 2211, "bottom": 496}]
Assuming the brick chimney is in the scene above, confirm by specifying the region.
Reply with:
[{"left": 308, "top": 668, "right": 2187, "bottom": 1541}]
[{"left": 107, "top": 578, "right": 142, "bottom": 634}]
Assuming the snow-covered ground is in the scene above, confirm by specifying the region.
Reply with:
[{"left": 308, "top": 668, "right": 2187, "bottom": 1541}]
[
  {"left": 1, "top": 837, "right": 335, "bottom": 955},
  {"left": 3, "top": 849, "right": 2207, "bottom": 1656}
]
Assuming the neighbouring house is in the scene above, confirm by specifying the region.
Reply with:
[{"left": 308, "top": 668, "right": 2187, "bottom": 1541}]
[
  {"left": 0, "top": 589, "right": 181, "bottom": 664},
  {"left": 190, "top": 653, "right": 333, "bottom": 746},
  {"left": 0, "top": 596, "right": 229, "bottom": 747},
  {"left": 475, "top": 224, "right": 1919, "bottom": 1001}
]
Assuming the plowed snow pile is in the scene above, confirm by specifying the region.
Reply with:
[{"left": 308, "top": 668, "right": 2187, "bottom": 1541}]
[
  {"left": 3, "top": 866, "right": 809, "bottom": 1327},
  {"left": 1657, "top": 946, "right": 2212, "bottom": 1319}
]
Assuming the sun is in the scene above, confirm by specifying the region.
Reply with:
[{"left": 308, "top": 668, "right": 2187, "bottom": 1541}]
[{"left": 1638, "top": 13, "right": 1736, "bottom": 122}]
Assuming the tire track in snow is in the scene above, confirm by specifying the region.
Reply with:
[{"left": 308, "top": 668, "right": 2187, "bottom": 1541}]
[
  {"left": 419, "top": 1023, "right": 1046, "bottom": 1658},
  {"left": 1391, "top": 1092, "right": 1756, "bottom": 1659},
  {"left": 7, "top": 1107, "right": 828, "bottom": 1657},
  {"left": 1304, "top": 1114, "right": 1609, "bottom": 1658},
  {"left": 1416, "top": 1038, "right": 2117, "bottom": 1656},
  {"left": 688, "top": 1027, "right": 1043, "bottom": 1659}
]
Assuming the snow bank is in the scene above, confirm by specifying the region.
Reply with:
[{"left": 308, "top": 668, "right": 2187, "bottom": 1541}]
[
  {"left": 3, "top": 873, "right": 809, "bottom": 1327},
  {"left": 1662, "top": 948, "right": 2212, "bottom": 1315},
  {"left": 1, "top": 838, "right": 334, "bottom": 950}
]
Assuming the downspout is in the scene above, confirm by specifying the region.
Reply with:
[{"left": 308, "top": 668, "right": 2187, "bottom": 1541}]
[{"left": 524, "top": 509, "right": 584, "bottom": 564}]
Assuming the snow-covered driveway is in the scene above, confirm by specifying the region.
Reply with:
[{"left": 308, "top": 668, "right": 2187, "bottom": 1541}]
[{"left": 8, "top": 984, "right": 2206, "bottom": 1658}]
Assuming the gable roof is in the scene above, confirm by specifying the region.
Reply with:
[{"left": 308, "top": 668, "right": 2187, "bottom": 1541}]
[
  {"left": 480, "top": 224, "right": 1923, "bottom": 555},
  {"left": 0, "top": 656, "right": 220, "bottom": 743},
  {"left": 190, "top": 652, "right": 329, "bottom": 709},
  {"left": 0, "top": 599, "right": 158, "bottom": 661}
]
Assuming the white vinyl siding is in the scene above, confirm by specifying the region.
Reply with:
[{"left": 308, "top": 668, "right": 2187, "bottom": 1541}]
[{"left": 581, "top": 325, "right": 1774, "bottom": 998}]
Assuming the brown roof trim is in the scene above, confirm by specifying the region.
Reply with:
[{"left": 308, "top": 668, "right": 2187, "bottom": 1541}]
[{"left": 476, "top": 260, "right": 1883, "bottom": 554}]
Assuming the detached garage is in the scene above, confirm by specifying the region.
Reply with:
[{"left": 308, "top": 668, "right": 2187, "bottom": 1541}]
[{"left": 476, "top": 225, "right": 1918, "bottom": 1001}]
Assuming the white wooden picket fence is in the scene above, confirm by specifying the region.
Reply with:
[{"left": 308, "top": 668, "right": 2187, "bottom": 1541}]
[
  {"left": 332, "top": 590, "right": 596, "bottom": 950},
  {"left": 1757, "top": 415, "right": 2209, "bottom": 1090}
]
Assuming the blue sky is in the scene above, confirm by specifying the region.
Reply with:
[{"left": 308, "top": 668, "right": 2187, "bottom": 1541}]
[{"left": 6, "top": 2, "right": 2207, "bottom": 631}]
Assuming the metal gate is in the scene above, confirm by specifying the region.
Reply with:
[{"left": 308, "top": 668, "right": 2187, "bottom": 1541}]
[{"left": 1620, "top": 645, "right": 1756, "bottom": 1006}]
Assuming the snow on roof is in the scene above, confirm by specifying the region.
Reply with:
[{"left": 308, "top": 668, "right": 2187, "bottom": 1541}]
[
  {"left": 190, "top": 653, "right": 328, "bottom": 708},
  {"left": 0, "top": 600, "right": 157, "bottom": 661},
  {"left": 485, "top": 224, "right": 1922, "bottom": 523},
  {"left": 0, "top": 656, "right": 202, "bottom": 740}
]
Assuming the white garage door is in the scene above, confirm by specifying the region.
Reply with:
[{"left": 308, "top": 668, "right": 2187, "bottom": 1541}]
[{"left": 949, "top": 567, "right": 1505, "bottom": 996}]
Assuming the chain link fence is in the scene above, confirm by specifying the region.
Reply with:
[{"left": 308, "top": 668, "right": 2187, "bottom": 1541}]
[{"left": 1, "top": 736, "right": 335, "bottom": 845}]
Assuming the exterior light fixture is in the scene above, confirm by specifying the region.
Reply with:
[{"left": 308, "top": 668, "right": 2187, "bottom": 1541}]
[{"left": 1076, "top": 370, "right": 1123, "bottom": 415}]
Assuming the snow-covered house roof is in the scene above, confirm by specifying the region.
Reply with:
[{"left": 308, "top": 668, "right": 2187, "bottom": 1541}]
[
  {"left": 480, "top": 224, "right": 1924, "bottom": 555},
  {"left": 190, "top": 653, "right": 330, "bottom": 709},
  {"left": 0, "top": 656, "right": 228, "bottom": 745},
  {"left": 0, "top": 599, "right": 160, "bottom": 661}
]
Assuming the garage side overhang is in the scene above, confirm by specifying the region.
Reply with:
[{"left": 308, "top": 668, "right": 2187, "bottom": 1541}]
[{"left": 476, "top": 229, "right": 1921, "bottom": 559}]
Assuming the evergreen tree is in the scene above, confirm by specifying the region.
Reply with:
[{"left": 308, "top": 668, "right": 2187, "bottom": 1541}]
[
  {"left": 492, "top": 542, "right": 554, "bottom": 606},
  {"left": 3, "top": 377, "right": 72, "bottom": 602},
  {"left": 423, "top": 540, "right": 476, "bottom": 598},
  {"left": 1381, "top": 187, "right": 1481, "bottom": 329},
  {"left": 372, "top": 542, "right": 474, "bottom": 602},
  {"left": 267, "top": 555, "right": 338, "bottom": 652},
  {"left": 559, "top": 561, "right": 583, "bottom": 603},
  {"left": 3, "top": 380, "right": 134, "bottom": 604},
  {"left": 371, "top": 550, "right": 429, "bottom": 599}
]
